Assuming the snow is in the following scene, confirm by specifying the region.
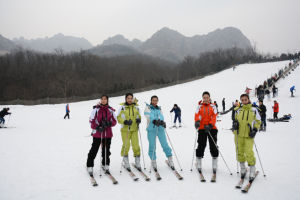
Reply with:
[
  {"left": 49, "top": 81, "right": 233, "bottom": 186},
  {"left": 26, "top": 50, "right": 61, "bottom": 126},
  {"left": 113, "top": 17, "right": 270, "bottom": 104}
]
[{"left": 0, "top": 60, "right": 299, "bottom": 200}]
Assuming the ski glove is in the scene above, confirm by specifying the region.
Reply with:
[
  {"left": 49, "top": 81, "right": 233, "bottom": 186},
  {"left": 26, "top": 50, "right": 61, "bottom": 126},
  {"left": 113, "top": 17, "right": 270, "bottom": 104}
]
[
  {"left": 124, "top": 119, "right": 133, "bottom": 126},
  {"left": 204, "top": 124, "right": 213, "bottom": 133},
  {"left": 158, "top": 120, "right": 166, "bottom": 128},
  {"left": 195, "top": 120, "right": 200, "bottom": 129},
  {"left": 232, "top": 120, "right": 239, "bottom": 132},
  {"left": 136, "top": 118, "right": 141, "bottom": 124},
  {"left": 96, "top": 125, "right": 104, "bottom": 132},
  {"left": 152, "top": 120, "right": 160, "bottom": 126},
  {"left": 249, "top": 127, "right": 257, "bottom": 138},
  {"left": 103, "top": 120, "right": 112, "bottom": 128}
]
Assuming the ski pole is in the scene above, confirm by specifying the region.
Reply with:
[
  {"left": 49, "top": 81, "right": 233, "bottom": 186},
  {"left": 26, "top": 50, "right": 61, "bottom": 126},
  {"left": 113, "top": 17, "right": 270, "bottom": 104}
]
[
  {"left": 170, "top": 112, "right": 173, "bottom": 125},
  {"left": 207, "top": 130, "right": 233, "bottom": 175},
  {"left": 149, "top": 125, "right": 158, "bottom": 174},
  {"left": 254, "top": 141, "right": 266, "bottom": 177},
  {"left": 120, "top": 126, "right": 130, "bottom": 173},
  {"left": 235, "top": 133, "right": 239, "bottom": 174},
  {"left": 7, "top": 114, "right": 11, "bottom": 125},
  {"left": 99, "top": 138, "right": 103, "bottom": 177},
  {"left": 190, "top": 130, "right": 198, "bottom": 171},
  {"left": 138, "top": 126, "right": 146, "bottom": 170},
  {"left": 104, "top": 128, "right": 107, "bottom": 172},
  {"left": 165, "top": 128, "right": 183, "bottom": 171}
]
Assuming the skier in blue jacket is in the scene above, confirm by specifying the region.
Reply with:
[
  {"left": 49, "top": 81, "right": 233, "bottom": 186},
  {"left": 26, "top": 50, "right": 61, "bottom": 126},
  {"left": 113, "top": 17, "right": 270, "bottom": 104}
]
[
  {"left": 144, "top": 95, "right": 174, "bottom": 170},
  {"left": 170, "top": 104, "right": 182, "bottom": 128},
  {"left": 290, "top": 86, "right": 296, "bottom": 97}
]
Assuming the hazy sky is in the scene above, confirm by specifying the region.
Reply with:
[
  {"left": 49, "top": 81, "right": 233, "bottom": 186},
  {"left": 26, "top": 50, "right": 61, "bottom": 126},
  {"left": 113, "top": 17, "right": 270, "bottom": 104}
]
[{"left": 1, "top": 0, "right": 299, "bottom": 54}]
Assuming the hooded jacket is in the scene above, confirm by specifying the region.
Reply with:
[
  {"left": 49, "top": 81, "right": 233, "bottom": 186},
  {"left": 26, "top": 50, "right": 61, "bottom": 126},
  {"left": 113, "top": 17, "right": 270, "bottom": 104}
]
[
  {"left": 194, "top": 101, "right": 218, "bottom": 130},
  {"left": 233, "top": 103, "right": 261, "bottom": 138},
  {"left": 90, "top": 105, "right": 117, "bottom": 138},
  {"left": 117, "top": 103, "right": 141, "bottom": 132}
]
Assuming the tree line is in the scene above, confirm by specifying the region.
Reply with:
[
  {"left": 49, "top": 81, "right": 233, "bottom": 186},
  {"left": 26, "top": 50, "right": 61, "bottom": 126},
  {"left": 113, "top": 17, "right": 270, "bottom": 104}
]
[{"left": 0, "top": 47, "right": 299, "bottom": 104}]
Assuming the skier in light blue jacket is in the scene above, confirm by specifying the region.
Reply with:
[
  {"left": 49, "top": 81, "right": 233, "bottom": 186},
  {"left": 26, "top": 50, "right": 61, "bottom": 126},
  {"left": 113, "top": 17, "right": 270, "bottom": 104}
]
[{"left": 144, "top": 95, "right": 174, "bottom": 170}]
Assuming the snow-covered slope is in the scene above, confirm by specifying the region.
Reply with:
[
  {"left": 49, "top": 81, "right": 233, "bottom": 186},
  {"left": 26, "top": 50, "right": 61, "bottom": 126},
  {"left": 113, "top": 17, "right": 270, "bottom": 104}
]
[{"left": 0, "top": 60, "right": 299, "bottom": 200}]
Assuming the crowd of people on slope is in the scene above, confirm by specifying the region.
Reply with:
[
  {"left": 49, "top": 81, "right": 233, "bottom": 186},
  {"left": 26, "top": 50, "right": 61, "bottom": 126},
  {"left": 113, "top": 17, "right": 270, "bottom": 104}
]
[{"left": 220, "top": 60, "right": 298, "bottom": 131}]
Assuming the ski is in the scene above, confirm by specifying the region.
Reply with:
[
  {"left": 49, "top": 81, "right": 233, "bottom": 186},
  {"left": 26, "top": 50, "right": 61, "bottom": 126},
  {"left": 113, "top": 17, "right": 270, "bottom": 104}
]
[
  {"left": 132, "top": 163, "right": 150, "bottom": 181},
  {"left": 123, "top": 165, "right": 139, "bottom": 181},
  {"left": 101, "top": 168, "right": 118, "bottom": 184},
  {"left": 86, "top": 167, "right": 98, "bottom": 187},
  {"left": 152, "top": 167, "right": 162, "bottom": 180},
  {"left": 89, "top": 174, "right": 98, "bottom": 186},
  {"left": 211, "top": 173, "right": 216, "bottom": 182},
  {"left": 165, "top": 160, "right": 183, "bottom": 180},
  {"left": 235, "top": 178, "right": 245, "bottom": 189},
  {"left": 197, "top": 169, "right": 206, "bottom": 182},
  {"left": 169, "top": 126, "right": 177, "bottom": 129},
  {"left": 241, "top": 171, "right": 259, "bottom": 193}
]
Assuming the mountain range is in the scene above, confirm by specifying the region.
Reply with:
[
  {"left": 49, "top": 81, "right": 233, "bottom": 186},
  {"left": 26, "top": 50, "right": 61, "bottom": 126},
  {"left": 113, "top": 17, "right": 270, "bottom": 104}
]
[{"left": 0, "top": 27, "right": 252, "bottom": 62}]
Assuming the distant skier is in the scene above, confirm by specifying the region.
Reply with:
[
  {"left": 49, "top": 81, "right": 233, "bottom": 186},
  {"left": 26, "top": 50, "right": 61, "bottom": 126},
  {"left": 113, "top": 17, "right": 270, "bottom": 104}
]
[
  {"left": 213, "top": 101, "right": 219, "bottom": 113},
  {"left": 268, "top": 114, "right": 292, "bottom": 122},
  {"left": 257, "top": 85, "right": 265, "bottom": 101},
  {"left": 272, "top": 85, "right": 278, "bottom": 98},
  {"left": 170, "top": 104, "right": 182, "bottom": 128},
  {"left": 117, "top": 93, "right": 142, "bottom": 170},
  {"left": 245, "top": 87, "right": 252, "bottom": 95},
  {"left": 0, "top": 108, "right": 11, "bottom": 127},
  {"left": 194, "top": 91, "right": 218, "bottom": 176},
  {"left": 265, "top": 89, "right": 271, "bottom": 100},
  {"left": 222, "top": 98, "right": 225, "bottom": 112},
  {"left": 290, "top": 86, "right": 296, "bottom": 97},
  {"left": 64, "top": 104, "right": 70, "bottom": 119},
  {"left": 232, "top": 94, "right": 261, "bottom": 182},
  {"left": 87, "top": 95, "right": 117, "bottom": 174},
  {"left": 272, "top": 100, "right": 279, "bottom": 119},
  {"left": 144, "top": 95, "right": 175, "bottom": 170},
  {"left": 258, "top": 100, "right": 267, "bottom": 131}
]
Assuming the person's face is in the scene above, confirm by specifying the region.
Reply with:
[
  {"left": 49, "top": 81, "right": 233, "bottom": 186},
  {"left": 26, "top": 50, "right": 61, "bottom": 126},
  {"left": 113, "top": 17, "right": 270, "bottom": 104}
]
[
  {"left": 240, "top": 96, "right": 250, "bottom": 105},
  {"left": 259, "top": 101, "right": 263, "bottom": 106},
  {"left": 101, "top": 96, "right": 108, "bottom": 105},
  {"left": 126, "top": 95, "right": 133, "bottom": 104},
  {"left": 151, "top": 98, "right": 158, "bottom": 106},
  {"left": 202, "top": 94, "right": 210, "bottom": 104}
]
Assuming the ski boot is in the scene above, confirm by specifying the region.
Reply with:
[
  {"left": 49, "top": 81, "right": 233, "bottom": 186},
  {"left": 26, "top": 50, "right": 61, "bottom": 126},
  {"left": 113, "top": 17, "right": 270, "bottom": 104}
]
[
  {"left": 123, "top": 156, "right": 130, "bottom": 170},
  {"left": 168, "top": 156, "right": 175, "bottom": 169},
  {"left": 135, "top": 156, "right": 141, "bottom": 170}
]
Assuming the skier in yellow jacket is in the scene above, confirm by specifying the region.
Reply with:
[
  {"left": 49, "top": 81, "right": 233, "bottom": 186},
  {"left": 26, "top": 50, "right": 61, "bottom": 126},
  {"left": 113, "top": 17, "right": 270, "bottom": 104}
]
[
  {"left": 117, "top": 93, "right": 141, "bottom": 170},
  {"left": 232, "top": 94, "right": 261, "bottom": 181}
]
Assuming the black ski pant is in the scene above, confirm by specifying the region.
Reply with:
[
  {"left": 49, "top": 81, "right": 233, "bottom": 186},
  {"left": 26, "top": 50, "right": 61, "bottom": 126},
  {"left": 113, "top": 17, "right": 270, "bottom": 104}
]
[
  {"left": 273, "top": 112, "right": 278, "bottom": 119},
  {"left": 64, "top": 112, "right": 70, "bottom": 119},
  {"left": 87, "top": 137, "right": 111, "bottom": 167},
  {"left": 261, "top": 116, "right": 266, "bottom": 128},
  {"left": 196, "top": 129, "right": 219, "bottom": 158}
]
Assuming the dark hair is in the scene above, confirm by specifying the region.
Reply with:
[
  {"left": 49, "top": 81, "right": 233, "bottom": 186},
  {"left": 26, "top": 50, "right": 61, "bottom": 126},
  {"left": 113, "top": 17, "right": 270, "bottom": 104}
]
[
  {"left": 101, "top": 95, "right": 109, "bottom": 100},
  {"left": 259, "top": 100, "right": 263, "bottom": 103},
  {"left": 125, "top": 93, "right": 133, "bottom": 99},
  {"left": 240, "top": 93, "right": 250, "bottom": 100},
  {"left": 202, "top": 91, "right": 210, "bottom": 97},
  {"left": 150, "top": 95, "right": 158, "bottom": 104}
]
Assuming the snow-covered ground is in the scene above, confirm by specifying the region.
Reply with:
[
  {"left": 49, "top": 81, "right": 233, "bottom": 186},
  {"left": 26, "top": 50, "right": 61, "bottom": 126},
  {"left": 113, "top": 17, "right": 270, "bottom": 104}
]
[{"left": 0, "top": 60, "right": 299, "bottom": 200}]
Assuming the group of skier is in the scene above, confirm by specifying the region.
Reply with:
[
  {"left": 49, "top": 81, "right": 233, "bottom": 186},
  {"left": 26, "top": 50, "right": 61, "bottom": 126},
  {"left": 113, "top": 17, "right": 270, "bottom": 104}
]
[
  {"left": 84, "top": 90, "right": 263, "bottom": 193},
  {"left": 86, "top": 93, "right": 177, "bottom": 181}
]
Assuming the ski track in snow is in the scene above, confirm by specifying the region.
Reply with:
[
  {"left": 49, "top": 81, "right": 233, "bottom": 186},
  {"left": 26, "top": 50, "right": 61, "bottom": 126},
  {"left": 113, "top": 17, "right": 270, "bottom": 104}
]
[{"left": 1, "top": 60, "right": 299, "bottom": 200}]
